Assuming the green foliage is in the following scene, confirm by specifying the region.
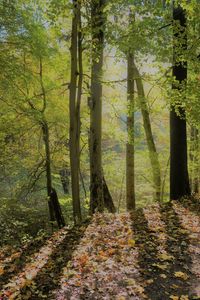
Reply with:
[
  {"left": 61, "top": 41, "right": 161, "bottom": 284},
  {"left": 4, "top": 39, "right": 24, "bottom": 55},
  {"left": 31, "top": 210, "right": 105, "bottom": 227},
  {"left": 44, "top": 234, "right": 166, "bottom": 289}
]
[
  {"left": 0, "top": 198, "right": 49, "bottom": 246},
  {"left": 0, "top": 0, "right": 200, "bottom": 247}
]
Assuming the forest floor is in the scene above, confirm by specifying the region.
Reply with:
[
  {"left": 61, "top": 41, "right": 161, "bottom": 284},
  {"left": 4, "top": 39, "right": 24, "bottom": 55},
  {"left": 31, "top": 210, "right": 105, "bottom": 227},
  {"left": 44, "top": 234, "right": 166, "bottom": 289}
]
[{"left": 0, "top": 198, "right": 200, "bottom": 300}]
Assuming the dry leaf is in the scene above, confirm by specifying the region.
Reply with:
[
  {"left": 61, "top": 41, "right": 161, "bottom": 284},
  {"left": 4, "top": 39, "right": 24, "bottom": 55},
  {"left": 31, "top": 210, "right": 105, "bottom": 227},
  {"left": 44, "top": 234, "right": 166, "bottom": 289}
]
[{"left": 174, "top": 271, "right": 189, "bottom": 280}]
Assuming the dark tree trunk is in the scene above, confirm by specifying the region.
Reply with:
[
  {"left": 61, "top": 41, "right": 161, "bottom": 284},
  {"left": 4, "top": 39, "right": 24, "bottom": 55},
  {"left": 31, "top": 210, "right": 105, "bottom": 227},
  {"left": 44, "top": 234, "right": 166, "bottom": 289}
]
[
  {"left": 103, "top": 176, "right": 116, "bottom": 213},
  {"left": 50, "top": 188, "right": 65, "bottom": 228},
  {"left": 42, "top": 120, "right": 65, "bottom": 228},
  {"left": 69, "top": 0, "right": 82, "bottom": 223},
  {"left": 59, "top": 168, "right": 70, "bottom": 194},
  {"left": 126, "top": 52, "right": 135, "bottom": 210},
  {"left": 190, "top": 127, "right": 199, "bottom": 194},
  {"left": 89, "top": 0, "right": 105, "bottom": 213},
  {"left": 170, "top": 4, "right": 190, "bottom": 200},
  {"left": 41, "top": 121, "right": 55, "bottom": 223}
]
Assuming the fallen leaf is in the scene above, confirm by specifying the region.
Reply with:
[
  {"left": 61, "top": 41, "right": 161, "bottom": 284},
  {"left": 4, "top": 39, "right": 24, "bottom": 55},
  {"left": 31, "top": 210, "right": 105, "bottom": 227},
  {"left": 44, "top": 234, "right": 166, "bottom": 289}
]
[
  {"left": 170, "top": 296, "right": 179, "bottom": 300},
  {"left": 128, "top": 239, "right": 135, "bottom": 247},
  {"left": 0, "top": 267, "right": 4, "bottom": 276},
  {"left": 180, "top": 296, "right": 189, "bottom": 300},
  {"left": 146, "top": 279, "right": 154, "bottom": 284},
  {"left": 152, "top": 263, "right": 168, "bottom": 270},
  {"left": 174, "top": 271, "right": 189, "bottom": 280},
  {"left": 158, "top": 253, "right": 174, "bottom": 261}
]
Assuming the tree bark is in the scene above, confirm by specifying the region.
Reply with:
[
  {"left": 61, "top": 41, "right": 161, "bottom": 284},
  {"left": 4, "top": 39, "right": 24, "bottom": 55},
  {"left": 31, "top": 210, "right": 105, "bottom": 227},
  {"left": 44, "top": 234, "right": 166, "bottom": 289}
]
[
  {"left": 190, "top": 127, "right": 199, "bottom": 194},
  {"left": 38, "top": 57, "right": 65, "bottom": 228},
  {"left": 41, "top": 120, "right": 65, "bottom": 228},
  {"left": 133, "top": 62, "right": 161, "bottom": 201},
  {"left": 59, "top": 168, "right": 70, "bottom": 194},
  {"left": 50, "top": 188, "right": 66, "bottom": 228},
  {"left": 103, "top": 176, "right": 116, "bottom": 213},
  {"left": 126, "top": 52, "right": 135, "bottom": 210},
  {"left": 89, "top": 0, "right": 105, "bottom": 213},
  {"left": 69, "top": 0, "right": 82, "bottom": 224},
  {"left": 170, "top": 4, "right": 190, "bottom": 200},
  {"left": 41, "top": 120, "right": 54, "bottom": 222}
]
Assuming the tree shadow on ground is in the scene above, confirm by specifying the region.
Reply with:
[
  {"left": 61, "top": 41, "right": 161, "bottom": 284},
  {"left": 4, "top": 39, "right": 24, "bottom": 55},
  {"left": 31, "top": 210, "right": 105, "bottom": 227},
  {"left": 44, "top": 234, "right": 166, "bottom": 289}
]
[
  {"left": 0, "top": 236, "right": 49, "bottom": 289},
  {"left": 20, "top": 221, "right": 89, "bottom": 300},
  {"left": 180, "top": 196, "right": 200, "bottom": 215},
  {"left": 131, "top": 203, "right": 195, "bottom": 300},
  {"left": 160, "top": 202, "right": 196, "bottom": 299}
]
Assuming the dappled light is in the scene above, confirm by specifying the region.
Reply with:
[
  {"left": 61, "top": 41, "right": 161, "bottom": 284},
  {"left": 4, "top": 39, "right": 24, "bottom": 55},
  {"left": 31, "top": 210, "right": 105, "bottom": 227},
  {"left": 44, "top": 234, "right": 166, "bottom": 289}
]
[
  {"left": 0, "top": 0, "right": 200, "bottom": 299},
  {"left": 0, "top": 202, "right": 200, "bottom": 299}
]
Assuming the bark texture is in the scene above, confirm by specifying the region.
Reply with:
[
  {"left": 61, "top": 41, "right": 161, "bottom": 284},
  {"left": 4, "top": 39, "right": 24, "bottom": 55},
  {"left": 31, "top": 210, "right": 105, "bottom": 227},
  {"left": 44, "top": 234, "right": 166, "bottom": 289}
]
[
  {"left": 89, "top": 0, "right": 105, "bottom": 213},
  {"left": 126, "top": 52, "right": 135, "bottom": 210},
  {"left": 170, "top": 4, "right": 190, "bottom": 200},
  {"left": 190, "top": 127, "right": 199, "bottom": 194},
  {"left": 69, "top": 0, "right": 82, "bottom": 223},
  {"left": 42, "top": 120, "right": 65, "bottom": 228},
  {"left": 103, "top": 176, "right": 116, "bottom": 213}
]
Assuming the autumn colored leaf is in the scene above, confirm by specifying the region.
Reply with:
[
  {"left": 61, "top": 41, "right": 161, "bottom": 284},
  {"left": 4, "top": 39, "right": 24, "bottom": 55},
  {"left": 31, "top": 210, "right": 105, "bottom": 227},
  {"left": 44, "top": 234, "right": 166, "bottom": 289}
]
[
  {"left": 174, "top": 271, "right": 189, "bottom": 280},
  {"left": 170, "top": 296, "right": 179, "bottom": 300}
]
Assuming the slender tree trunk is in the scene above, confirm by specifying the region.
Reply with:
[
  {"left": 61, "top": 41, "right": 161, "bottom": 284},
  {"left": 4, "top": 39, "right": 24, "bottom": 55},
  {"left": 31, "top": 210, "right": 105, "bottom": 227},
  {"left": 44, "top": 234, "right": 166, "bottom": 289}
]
[
  {"left": 59, "top": 168, "right": 70, "bottom": 194},
  {"left": 170, "top": 4, "right": 190, "bottom": 200},
  {"left": 126, "top": 52, "right": 135, "bottom": 210},
  {"left": 103, "top": 176, "right": 116, "bottom": 213},
  {"left": 190, "top": 127, "right": 199, "bottom": 194},
  {"left": 41, "top": 120, "right": 65, "bottom": 228},
  {"left": 133, "top": 62, "right": 161, "bottom": 201},
  {"left": 69, "top": 0, "right": 82, "bottom": 223},
  {"left": 76, "top": 3, "right": 83, "bottom": 168},
  {"left": 41, "top": 120, "right": 54, "bottom": 222},
  {"left": 89, "top": 0, "right": 105, "bottom": 213},
  {"left": 39, "top": 58, "right": 65, "bottom": 228},
  {"left": 193, "top": 129, "right": 199, "bottom": 194}
]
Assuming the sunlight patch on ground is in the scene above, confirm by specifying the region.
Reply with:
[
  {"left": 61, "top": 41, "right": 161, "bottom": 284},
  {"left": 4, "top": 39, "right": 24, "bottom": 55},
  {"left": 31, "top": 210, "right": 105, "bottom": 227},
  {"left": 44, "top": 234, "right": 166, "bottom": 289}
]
[
  {"left": 55, "top": 213, "right": 145, "bottom": 300},
  {"left": 0, "top": 227, "right": 69, "bottom": 299},
  {"left": 173, "top": 201, "right": 200, "bottom": 297},
  {"left": 143, "top": 203, "right": 168, "bottom": 254}
]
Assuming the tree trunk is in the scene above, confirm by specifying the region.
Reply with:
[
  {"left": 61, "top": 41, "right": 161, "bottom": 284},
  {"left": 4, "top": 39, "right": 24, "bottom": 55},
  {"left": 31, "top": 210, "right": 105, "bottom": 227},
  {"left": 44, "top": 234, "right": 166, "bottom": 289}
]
[
  {"left": 89, "top": 0, "right": 105, "bottom": 213},
  {"left": 170, "top": 4, "right": 190, "bottom": 200},
  {"left": 41, "top": 121, "right": 54, "bottom": 222},
  {"left": 59, "top": 168, "right": 70, "bottom": 194},
  {"left": 41, "top": 120, "right": 65, "bottom": 228},
  {"left": 69, "top": 0, "right": 82, "bottom": 224},
  {"left": 126, "top": 52, "right": 135, "bottom": 210},
  {"left": 133, "top": 62, "right": 161, "bottom": 201},
  {"left": 190, "top": 127, "right": 199, "bottom": 194},
  {"left": 103, "top": 176, "right": 116, "bottom": 213},
  {"left": 50, "top": 188, "right": 66, "bottom": 228}
]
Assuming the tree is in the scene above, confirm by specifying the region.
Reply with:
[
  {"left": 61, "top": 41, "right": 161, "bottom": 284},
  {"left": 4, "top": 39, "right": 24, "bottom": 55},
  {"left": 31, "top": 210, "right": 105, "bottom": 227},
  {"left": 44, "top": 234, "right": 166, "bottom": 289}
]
[
  {"left": 69, "top": 0, "right": 82, "bottom": 223},
  {"left": 27, "top": 57, "right": 66, "bottom": 228},
  {"left": 89, "top": 0, "right": 105, "bottom": 213},
  {"left": 189, "top": 126, "right": 199, "bottom": 194},
  {"left": 170, "top": 4, "right": 190, "bottom": 200},
  {"left": 133, "top": 62, "right": 161, "bottom": 202},
  {"left": 126, "top": 51, "right": 135, "bottom": 210}
]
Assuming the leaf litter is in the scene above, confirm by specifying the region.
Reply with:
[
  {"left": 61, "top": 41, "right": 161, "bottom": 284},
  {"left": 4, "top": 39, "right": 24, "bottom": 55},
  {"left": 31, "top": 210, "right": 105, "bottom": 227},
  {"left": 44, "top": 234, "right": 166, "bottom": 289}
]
[{"left": 1, "top": 199, "right": 200, "bottom": 299}]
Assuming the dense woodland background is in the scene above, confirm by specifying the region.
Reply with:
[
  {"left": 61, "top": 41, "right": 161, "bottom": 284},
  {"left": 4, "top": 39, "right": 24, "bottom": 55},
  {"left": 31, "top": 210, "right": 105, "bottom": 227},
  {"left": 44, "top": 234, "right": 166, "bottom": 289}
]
[{"left": 0, "top": 0, "right": 200, "bottom": 246}]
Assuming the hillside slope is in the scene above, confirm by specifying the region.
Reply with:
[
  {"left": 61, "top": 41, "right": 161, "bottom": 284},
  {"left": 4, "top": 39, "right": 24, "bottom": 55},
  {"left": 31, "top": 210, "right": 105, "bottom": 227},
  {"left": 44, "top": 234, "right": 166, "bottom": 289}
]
[{"left": 0, "top": 199, "right": 200, "bottom": 300}]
